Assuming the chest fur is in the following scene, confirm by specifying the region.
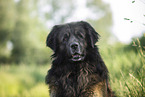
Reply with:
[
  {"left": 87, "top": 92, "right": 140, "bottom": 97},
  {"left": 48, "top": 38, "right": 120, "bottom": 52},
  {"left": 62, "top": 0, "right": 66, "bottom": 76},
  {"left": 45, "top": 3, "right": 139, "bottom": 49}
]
[{"left": 55, "top": 67, "right": 102, "bottom": 96}]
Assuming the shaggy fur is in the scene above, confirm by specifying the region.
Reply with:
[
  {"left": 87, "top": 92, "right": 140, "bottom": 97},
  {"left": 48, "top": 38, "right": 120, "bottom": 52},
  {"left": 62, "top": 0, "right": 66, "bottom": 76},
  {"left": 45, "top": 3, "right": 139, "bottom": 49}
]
[{"left": 45, "top": 21, "right": 115, "bottom": 97}]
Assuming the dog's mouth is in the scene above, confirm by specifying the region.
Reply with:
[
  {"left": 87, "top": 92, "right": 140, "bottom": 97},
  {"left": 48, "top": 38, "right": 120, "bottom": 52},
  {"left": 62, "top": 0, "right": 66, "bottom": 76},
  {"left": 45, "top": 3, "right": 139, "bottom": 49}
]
[{"left": 71, "top": 53, "right": 85, "bottom": 61}]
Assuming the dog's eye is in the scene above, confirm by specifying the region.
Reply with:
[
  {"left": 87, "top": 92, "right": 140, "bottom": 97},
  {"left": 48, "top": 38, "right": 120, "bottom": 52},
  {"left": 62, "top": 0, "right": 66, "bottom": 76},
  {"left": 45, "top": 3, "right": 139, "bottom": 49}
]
[
  {"left": 77, "top": 33, "right": 84, "bottom": 39},
  {"left": 63, "top": 37, "right": 67, "bottom": 42},
  {"left": 63, "top": 34, "right": 68, "bottom": 42}
]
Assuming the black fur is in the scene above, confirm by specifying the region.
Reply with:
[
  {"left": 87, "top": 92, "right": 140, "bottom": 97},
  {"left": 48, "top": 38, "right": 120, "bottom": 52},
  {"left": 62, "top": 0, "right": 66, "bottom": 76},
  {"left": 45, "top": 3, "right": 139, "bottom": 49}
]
[{"left": 45, "top": 21, "right": 114, "bottom": 97}]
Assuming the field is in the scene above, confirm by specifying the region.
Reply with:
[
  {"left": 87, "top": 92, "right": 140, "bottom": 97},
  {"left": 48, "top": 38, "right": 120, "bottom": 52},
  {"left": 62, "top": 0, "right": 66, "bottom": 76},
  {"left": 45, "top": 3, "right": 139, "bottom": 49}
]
[
  {"left": 0, "top": 65, "right": 49, "bottom": 97},
  {"left": 0, "top": 44, "right": 144, "bottom": 97},
  {"left": 0, "top": 0, "right": 144, "bottom": 97}
]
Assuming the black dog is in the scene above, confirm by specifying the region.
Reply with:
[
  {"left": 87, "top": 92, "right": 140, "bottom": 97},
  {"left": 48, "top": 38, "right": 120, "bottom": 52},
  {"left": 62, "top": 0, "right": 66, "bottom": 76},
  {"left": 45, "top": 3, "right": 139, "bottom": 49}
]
[{"left": 45, "top": 21, "right": 114, "bottom": 97}]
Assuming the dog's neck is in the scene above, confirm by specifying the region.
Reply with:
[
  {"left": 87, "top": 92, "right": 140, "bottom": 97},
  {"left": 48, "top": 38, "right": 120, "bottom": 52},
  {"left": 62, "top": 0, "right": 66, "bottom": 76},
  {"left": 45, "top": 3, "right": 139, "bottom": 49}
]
[{"left": 46, "top": 47, "right": 109, "bottom": 97}]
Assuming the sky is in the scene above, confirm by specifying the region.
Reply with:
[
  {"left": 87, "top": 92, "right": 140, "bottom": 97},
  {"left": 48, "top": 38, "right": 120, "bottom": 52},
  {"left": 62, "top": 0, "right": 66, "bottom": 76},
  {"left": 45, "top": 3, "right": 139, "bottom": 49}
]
[
  {"left": 43, "top": 0, "right": 145, "bottom": 44},
  {"left": 103, "top": 0, "right": 145, "bottom": 43},
  {"left": 65, "top": 0, "right": 145, "bottom": 43}
]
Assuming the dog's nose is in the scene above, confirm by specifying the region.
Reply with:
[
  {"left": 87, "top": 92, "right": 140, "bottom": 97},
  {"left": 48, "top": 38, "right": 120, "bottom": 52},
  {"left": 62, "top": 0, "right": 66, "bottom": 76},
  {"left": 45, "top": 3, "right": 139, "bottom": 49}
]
[{"left": 70, "top": 42, "right": 79, "bottom": 50}]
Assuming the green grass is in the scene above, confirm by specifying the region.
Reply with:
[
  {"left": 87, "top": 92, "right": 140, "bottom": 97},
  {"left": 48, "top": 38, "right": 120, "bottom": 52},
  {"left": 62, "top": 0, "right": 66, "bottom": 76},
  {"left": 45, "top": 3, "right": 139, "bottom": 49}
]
[
  {"left": 0, "top": 44, "right": 144, "bottom": 97},
  {"left": 0, "top": 64, "right": 50, "bottom": 97},
  {"left": 100, "top": 44, "right": 145, "bottom": 97}
]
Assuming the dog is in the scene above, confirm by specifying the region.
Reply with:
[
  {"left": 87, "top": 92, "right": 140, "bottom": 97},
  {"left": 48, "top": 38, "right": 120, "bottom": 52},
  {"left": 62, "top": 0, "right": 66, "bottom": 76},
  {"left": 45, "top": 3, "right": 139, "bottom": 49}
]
[{"left": 45, "top": 21, "right": 115, "bottom": 97}]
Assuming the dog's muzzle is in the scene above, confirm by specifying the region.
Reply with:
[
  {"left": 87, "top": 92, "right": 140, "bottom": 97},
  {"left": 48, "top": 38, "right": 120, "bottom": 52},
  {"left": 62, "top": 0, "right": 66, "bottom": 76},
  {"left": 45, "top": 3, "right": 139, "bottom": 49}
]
[{"left": 70, "top": 42, "right": 85, "bottom": 61}]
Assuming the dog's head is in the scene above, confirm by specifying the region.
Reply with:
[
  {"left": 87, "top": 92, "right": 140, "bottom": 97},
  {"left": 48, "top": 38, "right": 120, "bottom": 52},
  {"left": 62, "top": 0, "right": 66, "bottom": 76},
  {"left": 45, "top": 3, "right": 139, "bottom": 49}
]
[{"left": 46, "top": 21, "right": 99, "bottom": 62}]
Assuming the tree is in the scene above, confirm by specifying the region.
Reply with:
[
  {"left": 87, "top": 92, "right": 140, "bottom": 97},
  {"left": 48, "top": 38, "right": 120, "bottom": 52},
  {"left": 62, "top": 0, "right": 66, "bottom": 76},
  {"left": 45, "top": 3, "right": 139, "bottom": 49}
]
[
  {"left": 11, "top": 0, "right": 50, "bottom": 64},
  {"left": 41, "top": 0, "right": 114, "bottom": 45},
  {"left": 0, "top": 0, "right": 16, "bottom": 62},
  {"left": 0, "top": 0, "right": 114, "bottom": 64},
  {"left": 86, "top": 0, "right": 114, "bottom": 45}
]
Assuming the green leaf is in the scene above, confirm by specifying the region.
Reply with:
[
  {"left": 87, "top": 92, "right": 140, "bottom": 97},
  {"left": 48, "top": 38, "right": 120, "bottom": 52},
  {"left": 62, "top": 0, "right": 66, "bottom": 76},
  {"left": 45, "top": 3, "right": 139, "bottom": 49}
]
[
  {"left": 132, "top": 1, "right": 135, "bottom": 3},
  {"left": 124, "top": 18, "right": 130, "bottom": 20}
]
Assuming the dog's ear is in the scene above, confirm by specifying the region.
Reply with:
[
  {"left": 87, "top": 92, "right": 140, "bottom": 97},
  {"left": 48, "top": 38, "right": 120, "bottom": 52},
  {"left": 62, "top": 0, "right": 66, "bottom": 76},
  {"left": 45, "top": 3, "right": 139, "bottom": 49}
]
[
  {"left": 46, "top": 25, "right": 58, "bottom": 51},
  {"left": 81, "top": 21, "right": 99, "bottom": 48}
]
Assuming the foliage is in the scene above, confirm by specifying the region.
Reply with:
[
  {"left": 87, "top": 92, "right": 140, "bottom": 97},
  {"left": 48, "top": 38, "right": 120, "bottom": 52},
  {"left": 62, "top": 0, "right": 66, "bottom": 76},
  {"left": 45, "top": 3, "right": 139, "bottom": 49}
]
[
  {"left": 44, "top": 0, "right": 75, "bottom": 23},
  {"left": 0, "top": 0, "right": 51, "bottom": 64},
  {"left": 0, "top": 0, "right": 114, "bottom": 65},
  {"left": 0, "top": 0, "right": 15, "bottom": 44},
  {"left": 0, "top": 0, "right": 144, "bottom": 96},
  {"left": 124, "top": 33, "right": 145, "bottom": 53},
  {"left": 0, "top": 64, "right": 50, "bottom": 97},
  {"left": 100, "top": 37, "right": 145, "bottom": 97},
  {"left": 0, "top": 0, "right": 16, "bottom": 61},
  {"left": 0, "top": 37, "right": 144, "bottom": 96},
  {"left": 86, "top": 0, "right": 114, "bottom": 45}
]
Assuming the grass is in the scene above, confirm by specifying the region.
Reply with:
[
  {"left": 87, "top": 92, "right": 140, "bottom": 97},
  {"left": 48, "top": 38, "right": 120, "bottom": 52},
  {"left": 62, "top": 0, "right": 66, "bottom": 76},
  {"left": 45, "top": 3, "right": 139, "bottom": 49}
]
[
  {"left": 0, "top": 42, "right": 144, "bottom": 97},
  {"left": 100, "top": 42, "right": 145, "bottom": 97},
  {"left": 0, "top": 64, "right": 50, "bottom": 97}
]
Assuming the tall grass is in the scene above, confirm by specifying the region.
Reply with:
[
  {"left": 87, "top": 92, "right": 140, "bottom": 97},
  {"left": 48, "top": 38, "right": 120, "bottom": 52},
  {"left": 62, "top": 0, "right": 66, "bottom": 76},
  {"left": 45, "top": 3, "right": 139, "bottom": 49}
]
[
  {"left": 0, "top": 39, "right": 144, "bottom": 97},
  {"left": 101, "top": 39, "right": 145, "bottom": 97}
]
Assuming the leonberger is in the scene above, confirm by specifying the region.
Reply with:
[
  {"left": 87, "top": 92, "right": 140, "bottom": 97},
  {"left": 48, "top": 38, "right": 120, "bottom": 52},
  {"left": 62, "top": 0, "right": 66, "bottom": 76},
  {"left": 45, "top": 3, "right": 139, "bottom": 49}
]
[{"left": 45, "top": 21, "right": 115, "bottom": 97}]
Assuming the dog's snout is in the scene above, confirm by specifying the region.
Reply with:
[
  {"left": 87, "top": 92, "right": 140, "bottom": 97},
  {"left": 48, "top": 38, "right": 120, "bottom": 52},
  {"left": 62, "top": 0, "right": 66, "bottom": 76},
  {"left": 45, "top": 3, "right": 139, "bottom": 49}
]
[{"left": 70, "top": 42, "right": 79, "bottom": 50}]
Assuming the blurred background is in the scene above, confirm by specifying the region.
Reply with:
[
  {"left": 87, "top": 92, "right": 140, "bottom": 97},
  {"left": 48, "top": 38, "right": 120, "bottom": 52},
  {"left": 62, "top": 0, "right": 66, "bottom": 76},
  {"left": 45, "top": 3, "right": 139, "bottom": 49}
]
[{"left": 0, "top": 0, "right": 144, "bottom": 97}]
